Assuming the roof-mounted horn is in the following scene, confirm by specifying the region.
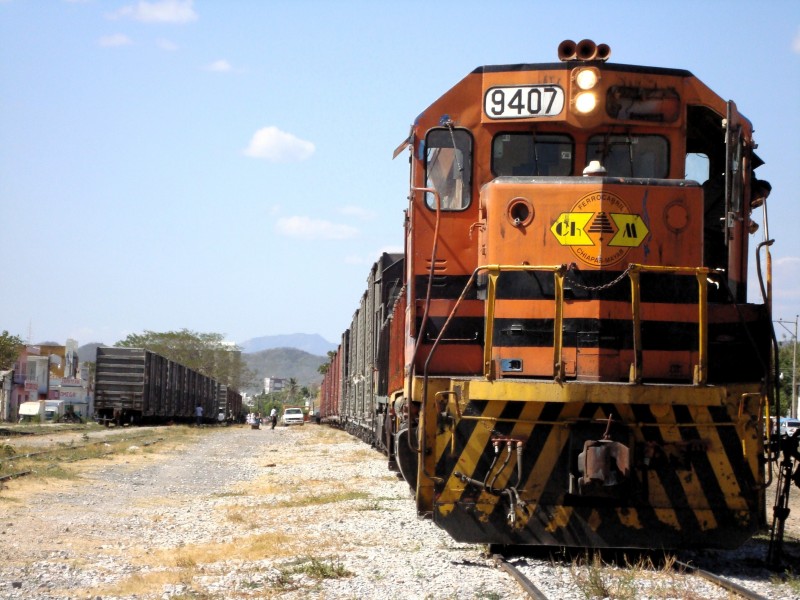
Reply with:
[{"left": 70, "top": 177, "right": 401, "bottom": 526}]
[
  {"left": 558, "top": 39, "right": 611, "bottom": 62},
  {"left": 557, "top": 39, "right": 577, "bottom": 61}
]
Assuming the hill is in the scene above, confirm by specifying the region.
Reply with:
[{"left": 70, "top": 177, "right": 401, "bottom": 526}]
[
  {"left": 77, "top": 343, "right": 104, "bottom": 363},
  {"left": 242, "top": 347, "right": 327, "bottom": 394},
  {"left": 239, "top": 333, "right": 336, "bottom": 356}
]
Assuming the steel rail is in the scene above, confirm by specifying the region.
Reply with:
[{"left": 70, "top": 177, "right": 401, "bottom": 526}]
[
  {"left": 0, "top": 431, "right": 160, "bottom": 463},
  {"left": 492, "top": 554, "right": 549, "bottom": 600},
  {"left": 674, "top": 560, "right": 767, "bottom": 600},
  {"left": 0, "top": 470, "right": 32, "bottom": 483}
]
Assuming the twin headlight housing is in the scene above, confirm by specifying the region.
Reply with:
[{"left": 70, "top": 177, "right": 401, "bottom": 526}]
[{"left": 573, "top": 67, "right": 600, "bottom": 114}]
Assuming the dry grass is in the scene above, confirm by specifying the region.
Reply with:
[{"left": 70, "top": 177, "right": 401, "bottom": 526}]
[
  {"left": 96, "top": 531, "right": 349, "bottom": 598},
  {"left": 6, "top": 424, "right": 399, "bottom": 599},
  {"left": 569, "top": 552, "right": 710, "bottom": 600},
  {"left": 0, "top": 426, "right": 202, "bottom": 510}
]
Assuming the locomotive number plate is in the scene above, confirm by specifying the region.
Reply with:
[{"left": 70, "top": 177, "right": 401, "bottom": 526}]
[{"left": 484, "top": 85, "right": 565, "bottom": 119}]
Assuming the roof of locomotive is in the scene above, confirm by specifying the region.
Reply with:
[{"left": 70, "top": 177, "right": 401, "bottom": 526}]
[{"left": 473, "top": 61, "right": 693, "bottom": 79}]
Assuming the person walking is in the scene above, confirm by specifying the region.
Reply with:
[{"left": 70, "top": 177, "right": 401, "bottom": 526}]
[
  {"left": 195, "top": 404, "right": 204, "bottom": 426},
  {"left": 270, "top": 407, "right": 278, "bottom": 430}
]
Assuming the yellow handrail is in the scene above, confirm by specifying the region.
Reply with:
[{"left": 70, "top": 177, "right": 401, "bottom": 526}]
[
  {"left": 478, "top": 264, "right": 565, "bottom": 380},
  {"left": 625, "top": 264, "right": 711, "bottom": 385},
  {"left": 475, "top": 262, "right": 712, "bottom": 384}
]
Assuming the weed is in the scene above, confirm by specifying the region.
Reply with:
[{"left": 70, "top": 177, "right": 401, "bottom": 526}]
[
  {"left": 171, "top": 591, "right": 213, "bottom": 600},
  {"left": 0, "top": 444, "right": 16, "bottom": 457},
  {"left": 274, "top": 556, "right": 353, "bottom": 589},
  {"left": 475, "top": 589, "right": 502, "bottom": 600},
  {"left": 293, "top": 556, "right": 353, "bottom": 579},
  {"left": 211, "top": 491, "right": 245, "bottom": 498},
  {"left": 175, "top": 554, "right": 197, "bottom": 568},
  {"left": 357, "top": 499, "right": 383, "bottom": 511},
  {"left": 41, "top": 464, "right": 76, "bottom": 480},
  {"left": 226, "top": 510, "right": 246, "bottom": 523},
  {"left": 272, "top": 490, "right": 370, "bottom": 508},
  {"left": 773, "top": 570, "right": 800, "bottom": 595},
  {"left": 570, "top": 552, "right": 637, "bottom": 600},
  {"left": 788, "top": 574, "right": 800, "bottom": 595}
]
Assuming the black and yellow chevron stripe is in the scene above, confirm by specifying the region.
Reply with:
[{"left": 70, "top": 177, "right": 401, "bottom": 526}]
[{"left": 424, "top": 378, "right": 764, "bottom": 548}]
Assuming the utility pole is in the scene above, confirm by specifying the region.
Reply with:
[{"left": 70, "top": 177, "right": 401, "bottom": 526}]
[
  {"left": 795, "top": 315, "right": 798, "bottom": 419},
  {"left": 775, "top": 315, "right": 798, "bottom": 419}
]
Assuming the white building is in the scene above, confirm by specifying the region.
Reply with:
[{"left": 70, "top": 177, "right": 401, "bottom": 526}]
[{"left": 264, "top": 377, "right": 286, "bottom": 394}]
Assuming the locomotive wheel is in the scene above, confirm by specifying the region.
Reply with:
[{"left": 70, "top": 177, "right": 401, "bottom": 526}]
[{"left": 394, "top": 427, "right": 418, "bottom": 492}]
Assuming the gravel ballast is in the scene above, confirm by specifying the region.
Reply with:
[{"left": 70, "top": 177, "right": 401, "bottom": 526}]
[{"left": 0, "top": 424, "right": 797, "bottom": 599}]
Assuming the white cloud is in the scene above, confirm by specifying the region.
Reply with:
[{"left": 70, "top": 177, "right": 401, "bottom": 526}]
[
  {"left": 98, "top": 34, "right": 133, "bottom": 47},
  {"left": 110, "top": 0, "right": 197, "bottom": 24},
  {"left": 204, "top": 59, "right": 232, "bottom": 72},
  {"left": 776, "top": 256, "right": 800, "bottom": 268},
  {"left": 793, "top": 27, "right": 800, "bottom": 54},
  {"left": 275, "top": 216, "right": 358, "bottom": 241},
  {"left": 243, "top": 126, "right": 315, "bottom": 162}
]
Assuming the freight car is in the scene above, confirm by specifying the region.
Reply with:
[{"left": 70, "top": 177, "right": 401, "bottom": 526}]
[
  {"left": 217, "top": 384, "right": 243, "bottom": 423},
  {"left": 320, "top": 40, "right": 789, "bottom": 550},
  {"left": 94, "top": 347, "right": 242, "bottom": 425}
]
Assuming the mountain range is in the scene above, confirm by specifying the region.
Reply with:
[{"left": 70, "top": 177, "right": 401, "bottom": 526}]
[{"left": 238, "top": 333, "right": 336, "bottom": 355}]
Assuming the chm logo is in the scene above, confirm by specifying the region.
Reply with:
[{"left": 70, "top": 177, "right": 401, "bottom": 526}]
[{"left": 549, "top": 191, "right": 648, "bottom": 267}]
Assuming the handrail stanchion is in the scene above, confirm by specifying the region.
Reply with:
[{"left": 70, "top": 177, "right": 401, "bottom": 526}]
[
  {"left": 483, "top": 266, "right": 500, "bottom": 380},
  {"left": 553, "top": 266, "right": 566, "bottom": 381},
  {"left": 695, "top": 270, "right": 709, "bottom": 385},
  {"left": 628, "top": 266, "right": 643, "bottom": 383}
]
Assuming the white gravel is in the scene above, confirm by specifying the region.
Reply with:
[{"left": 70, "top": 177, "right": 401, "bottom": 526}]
[{"left": 0, "top": 424, "right": 797, "bottom": 600}]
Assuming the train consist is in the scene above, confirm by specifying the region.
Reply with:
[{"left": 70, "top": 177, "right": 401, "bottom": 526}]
[
  {"left": 319, "top": 40, "right": 789, "bottom": 550},
  {"left": 94, "top": 346, "right": 243, "bottom": 425}
]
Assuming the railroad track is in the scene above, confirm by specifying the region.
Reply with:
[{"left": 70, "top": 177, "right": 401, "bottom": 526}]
[
  {"left": 673, "top": 560, "right": 767, "bottom": 600},
  {"left": 0, "top": 432, "right": 164, "bottom": 487},
  {"left": 492, "top": 554, "right": 549, "bottom": 599},
  {"left": 490, "top": 546, "right": 783, "bottom": 600}
]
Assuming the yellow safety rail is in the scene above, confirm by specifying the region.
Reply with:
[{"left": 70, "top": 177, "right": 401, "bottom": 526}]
[{"left": 474, "top": 263, "right": 713, "bottom": 385}]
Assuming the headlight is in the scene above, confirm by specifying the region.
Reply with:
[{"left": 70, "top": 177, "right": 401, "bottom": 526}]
[
  {"left": 575, "top": 92, "right": 597, "bottom": 114},
  {"left": 575, "top": 68, "right": 599, "bottom": 90}
]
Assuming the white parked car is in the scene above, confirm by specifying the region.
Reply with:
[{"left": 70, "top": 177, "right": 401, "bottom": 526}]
[
  {"left": 281, "top": 407, "right": 305, "bottom": 426},
  {"left": 779, "top": 418, "right": 800, "bottom": 438}
]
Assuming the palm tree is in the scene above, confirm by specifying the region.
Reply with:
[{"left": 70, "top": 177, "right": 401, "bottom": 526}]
[{"left": 287, "top": 378, "right": 299, "bottom": 402}]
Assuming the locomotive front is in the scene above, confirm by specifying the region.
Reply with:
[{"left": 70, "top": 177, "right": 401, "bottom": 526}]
[{"left": 398, "top": 40, "right": 773, "bottom": 548}]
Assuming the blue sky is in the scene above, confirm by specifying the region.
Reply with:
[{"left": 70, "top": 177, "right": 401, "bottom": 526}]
[{"left": 2, "top": 0, "right": 799, "bottom": 348}]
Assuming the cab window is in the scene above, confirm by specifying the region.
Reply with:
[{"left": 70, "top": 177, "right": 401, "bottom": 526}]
[
  {"left": 425, "top": 128, "right": 472, "bottom": 210},
  {"left": 492, "top": 133, "right": 573, "bottom": 176},
  {"left": 586, "top": 134, "right": 669, "bottom": 178}
]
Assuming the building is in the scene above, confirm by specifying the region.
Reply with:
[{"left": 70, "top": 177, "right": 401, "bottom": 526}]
[
  {"left": 1, "top": 341, "right": 93, "bottom": 422},
  {"left": 264, "top": 377, "right": 286, "bottom": 394}
]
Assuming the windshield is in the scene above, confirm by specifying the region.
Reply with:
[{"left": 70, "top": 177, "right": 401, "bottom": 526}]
[
  {"left": 586, "top": 134, "right": 669, "bottom": 178},
  {"left": 492, "top": 132, "right": 573, "bottom": 176}
]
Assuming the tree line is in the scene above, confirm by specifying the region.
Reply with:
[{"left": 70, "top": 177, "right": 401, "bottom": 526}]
[{"left": 1, "top": 328, "right": 797, "bottom": 417}]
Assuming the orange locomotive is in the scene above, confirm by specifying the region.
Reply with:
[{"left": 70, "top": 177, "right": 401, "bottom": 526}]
[{"left": 321, "top": 40, "right": 776, "bottom": 549}]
